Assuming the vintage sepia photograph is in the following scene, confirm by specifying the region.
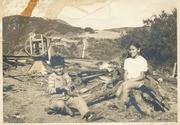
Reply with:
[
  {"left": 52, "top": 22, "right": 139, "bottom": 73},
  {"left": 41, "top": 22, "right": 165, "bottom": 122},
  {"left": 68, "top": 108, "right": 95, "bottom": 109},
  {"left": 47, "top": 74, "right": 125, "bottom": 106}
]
[{"left": 1, "top": 0, "right": 178, "bottom": 123}]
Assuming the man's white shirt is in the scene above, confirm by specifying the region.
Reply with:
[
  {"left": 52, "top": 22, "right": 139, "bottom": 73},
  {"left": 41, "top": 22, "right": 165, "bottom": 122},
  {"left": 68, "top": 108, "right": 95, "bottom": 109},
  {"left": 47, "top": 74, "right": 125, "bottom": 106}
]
[{"left": 124, "top": 55, "right": 148, "bottom": 79}]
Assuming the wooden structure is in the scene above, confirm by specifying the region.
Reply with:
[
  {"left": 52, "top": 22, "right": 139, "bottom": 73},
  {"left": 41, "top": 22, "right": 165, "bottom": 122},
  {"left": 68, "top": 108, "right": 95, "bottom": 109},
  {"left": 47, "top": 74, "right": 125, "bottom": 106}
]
[
  {"left": 27, "top": 33, "right": 51, "bottom": 58},
  {"left": 26, "top": 33, "right": 52, "bottom": 74}
]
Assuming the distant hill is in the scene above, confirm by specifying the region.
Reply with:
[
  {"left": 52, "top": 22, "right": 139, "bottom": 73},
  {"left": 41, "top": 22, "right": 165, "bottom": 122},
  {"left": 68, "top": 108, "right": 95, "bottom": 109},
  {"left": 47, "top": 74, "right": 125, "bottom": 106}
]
[
  {"left": 106, "top": 27, "right": 132, "bottom": 31},
  {"left": 105, "top": 27, "right": 143, "bottom": 33},
  {"left": 3, "top": 15, "right": 85, "bottom": 55}
]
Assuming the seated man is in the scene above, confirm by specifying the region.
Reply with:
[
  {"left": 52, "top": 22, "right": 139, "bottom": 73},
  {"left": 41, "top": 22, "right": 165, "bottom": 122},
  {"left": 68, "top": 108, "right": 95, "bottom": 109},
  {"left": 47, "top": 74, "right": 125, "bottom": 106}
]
[
  {"left": 115, "top": 42, "right": 148, "bottom": 110},
  {"left": 45, "top": 65, "right": 102, "bottom": 122},
  {"left": 102, "top": 42, "right": 148, "bottom": 111}
]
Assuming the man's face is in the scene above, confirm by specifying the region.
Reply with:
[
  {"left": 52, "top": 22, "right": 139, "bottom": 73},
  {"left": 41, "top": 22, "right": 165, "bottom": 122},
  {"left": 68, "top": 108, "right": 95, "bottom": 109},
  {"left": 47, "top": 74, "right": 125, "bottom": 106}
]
[{"left": 129, "top": 45, "right": 140, "bottom": 58}]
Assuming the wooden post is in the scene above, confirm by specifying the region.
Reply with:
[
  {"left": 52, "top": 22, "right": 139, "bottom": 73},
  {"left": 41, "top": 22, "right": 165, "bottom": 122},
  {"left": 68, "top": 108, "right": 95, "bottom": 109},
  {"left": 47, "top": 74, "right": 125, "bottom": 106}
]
[
  {"left": 172, "top": 62, "right": 177, "bottom": 78},
  {"left": 82, "top": 38, "right": 87, "bottom": 58},
  {"left": 30, "top": 33, "right": 33, "bottom": 55},
  {"left": 47, "top": 38, "right": 51, "bottom": 65},
  {"left": 41, "top": 34, "right": 44, "bottom": 53}
]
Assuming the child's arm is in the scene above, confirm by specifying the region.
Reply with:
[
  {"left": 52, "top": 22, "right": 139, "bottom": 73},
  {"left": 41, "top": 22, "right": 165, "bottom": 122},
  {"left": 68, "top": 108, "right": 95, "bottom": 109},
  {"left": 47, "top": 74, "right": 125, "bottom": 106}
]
[
  {"left": 62, "top": 73, "right": 75, "bottom": 95},
  {"left": 48, "top": 73, "right": 56, "bottom": 94}
]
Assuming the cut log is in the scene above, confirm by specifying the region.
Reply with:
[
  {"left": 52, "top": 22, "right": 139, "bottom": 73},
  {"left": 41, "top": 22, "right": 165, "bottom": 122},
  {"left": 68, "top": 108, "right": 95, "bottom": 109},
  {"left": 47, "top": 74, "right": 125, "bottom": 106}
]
[
  {"left": 131, "top": 75, "right": 170, "bottom": 112},
  {"left": 131, "top": 90, "right": 154, "bottom": 115},
  {"left": 145, "top": 75, "right": 165, "bottom": 102},
  {"left": 84, "top": 81, "right": 121, "bottom": 103}
]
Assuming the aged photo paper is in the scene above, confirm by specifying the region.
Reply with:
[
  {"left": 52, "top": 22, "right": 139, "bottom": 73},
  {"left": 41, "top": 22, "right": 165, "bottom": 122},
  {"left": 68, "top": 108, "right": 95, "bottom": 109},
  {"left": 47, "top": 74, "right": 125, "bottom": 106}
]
[{"left": 0, "top": 0, "right": 179, "bottom": 125}]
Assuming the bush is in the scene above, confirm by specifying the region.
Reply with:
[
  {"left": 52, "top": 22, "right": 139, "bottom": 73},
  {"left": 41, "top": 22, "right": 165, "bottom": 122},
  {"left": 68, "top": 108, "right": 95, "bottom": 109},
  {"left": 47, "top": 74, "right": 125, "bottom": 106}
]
[{"left": 84, "top": 27, "right": 95, "bottom": 34}]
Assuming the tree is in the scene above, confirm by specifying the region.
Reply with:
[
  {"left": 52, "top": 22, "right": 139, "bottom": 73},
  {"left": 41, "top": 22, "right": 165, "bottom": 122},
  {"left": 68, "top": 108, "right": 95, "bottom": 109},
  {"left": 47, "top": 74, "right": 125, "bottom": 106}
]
[
  {"left": 121, "top": 9, "right": 177, "bottom": 69},
  {"left": 144, "top": 9, "right": 177, "bottom": 67}
]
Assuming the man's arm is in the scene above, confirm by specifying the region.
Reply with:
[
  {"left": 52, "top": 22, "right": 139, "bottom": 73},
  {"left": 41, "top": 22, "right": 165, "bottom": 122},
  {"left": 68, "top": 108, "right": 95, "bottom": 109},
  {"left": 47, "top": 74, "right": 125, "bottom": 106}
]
[
  {"left": 125, "top": 71, "right": 146, "bottom": 83},
  {"left": 124, "top": 70, "right": 128, "bottom": 81},
  {"left": 101, "top": 69, "right": 121, "bottom": 91}
]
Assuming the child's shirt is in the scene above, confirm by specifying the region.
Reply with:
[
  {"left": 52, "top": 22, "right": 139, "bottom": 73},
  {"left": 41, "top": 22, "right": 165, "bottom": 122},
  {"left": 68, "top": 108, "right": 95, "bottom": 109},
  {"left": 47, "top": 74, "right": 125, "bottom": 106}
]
[
  {"left": 48, "top": 72, "right": 73, "bottom": 101},
  {"left": 124, "top": 55, "right": 148, "bottom": 79},
  {"left": 48, "top": 72, "right": 72, "bottom": 93}
]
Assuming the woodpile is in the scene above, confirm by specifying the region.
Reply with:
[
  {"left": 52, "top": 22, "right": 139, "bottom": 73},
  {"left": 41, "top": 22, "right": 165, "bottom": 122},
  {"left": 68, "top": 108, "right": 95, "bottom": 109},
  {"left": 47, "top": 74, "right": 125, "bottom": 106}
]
[
  {"left": 76, "top": 67, "right": 173, "bottom": 115},
  {"left": 3, "top": 56, "right": 176, "bottom": 117}
]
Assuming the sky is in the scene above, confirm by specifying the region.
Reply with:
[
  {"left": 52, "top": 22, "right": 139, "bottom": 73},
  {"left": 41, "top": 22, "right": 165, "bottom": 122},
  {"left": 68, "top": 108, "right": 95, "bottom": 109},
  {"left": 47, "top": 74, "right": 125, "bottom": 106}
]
[{"left": 1, "top": 0, "right": 177, "bottom": 29}]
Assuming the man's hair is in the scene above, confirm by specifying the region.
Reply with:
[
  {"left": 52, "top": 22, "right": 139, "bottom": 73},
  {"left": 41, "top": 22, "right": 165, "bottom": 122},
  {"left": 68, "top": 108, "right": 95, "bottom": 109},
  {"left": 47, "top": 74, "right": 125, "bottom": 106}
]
[
  {"left": 128, "top": 41, "right": 141, "bottom": 49},
  {"left": 125, "top": 41, "right": 142, "bottom": 58}
]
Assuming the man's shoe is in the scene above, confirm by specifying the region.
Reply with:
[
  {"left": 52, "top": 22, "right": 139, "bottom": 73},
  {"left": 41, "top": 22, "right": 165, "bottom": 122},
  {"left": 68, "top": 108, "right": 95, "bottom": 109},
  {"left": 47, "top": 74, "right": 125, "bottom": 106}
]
[
  {"left": 86, "top": 113, "right": 103, "bottom": 122},
  {"left": 44, "top": 107, "right": 56, "bottom": 115},
  {"left": 114, "top": 102, "right": 126, "bottom": 112},
  {"left": 64, "top": 106, "right": 74, "bottom": 116}
]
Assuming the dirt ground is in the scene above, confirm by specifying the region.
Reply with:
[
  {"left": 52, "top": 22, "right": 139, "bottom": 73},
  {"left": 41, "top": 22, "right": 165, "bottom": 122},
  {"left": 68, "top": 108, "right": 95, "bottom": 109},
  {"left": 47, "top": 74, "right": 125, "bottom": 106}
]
[{"left": 3, "top": 62, "right": 177, "bottom": 123}]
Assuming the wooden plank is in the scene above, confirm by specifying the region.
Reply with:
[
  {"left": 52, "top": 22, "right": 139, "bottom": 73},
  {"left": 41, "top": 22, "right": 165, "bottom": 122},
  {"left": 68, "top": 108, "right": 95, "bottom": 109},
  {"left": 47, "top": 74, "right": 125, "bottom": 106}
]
[
  {"left": 30, "top": 33, "right": 33, "bottom": 55},
  {"left": 79, "top": 82, "right": 104, "bottom": 94},
  {"left": 41, "top": 35, "right": 44, "bottom": 53},
  {"left": 172, "top": 62, "right": 177, "bottom": 77}
]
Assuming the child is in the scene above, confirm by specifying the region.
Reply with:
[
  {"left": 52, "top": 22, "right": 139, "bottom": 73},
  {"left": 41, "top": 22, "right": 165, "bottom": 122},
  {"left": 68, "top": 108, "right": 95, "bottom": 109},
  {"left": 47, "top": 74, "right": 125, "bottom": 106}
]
[
  {"left": 115, "top": 41, "right": 148, "bottom": 110},
  {"left": 45, "top": 65, "right": 103, "bottom": 122}
]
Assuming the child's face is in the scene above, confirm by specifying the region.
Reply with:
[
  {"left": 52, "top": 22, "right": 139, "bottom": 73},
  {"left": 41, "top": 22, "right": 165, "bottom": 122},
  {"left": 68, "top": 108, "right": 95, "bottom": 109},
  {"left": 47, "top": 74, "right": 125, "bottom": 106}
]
[
  {"left": 129, "top": 45, "right": 140, "bottom": 58},
  {"left": 54, "top": 67, "right": 63, "bottom": 75}
]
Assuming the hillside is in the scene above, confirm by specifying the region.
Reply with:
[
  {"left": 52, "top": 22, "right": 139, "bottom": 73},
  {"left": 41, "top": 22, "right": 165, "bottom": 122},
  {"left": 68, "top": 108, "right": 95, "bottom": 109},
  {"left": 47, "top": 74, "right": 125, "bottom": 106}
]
[
  {"left": 3, "top": 15, "right": 130, "bottom": 61},
  {"left": 3, "top": 15, "right": 85, "bottom": 55}
]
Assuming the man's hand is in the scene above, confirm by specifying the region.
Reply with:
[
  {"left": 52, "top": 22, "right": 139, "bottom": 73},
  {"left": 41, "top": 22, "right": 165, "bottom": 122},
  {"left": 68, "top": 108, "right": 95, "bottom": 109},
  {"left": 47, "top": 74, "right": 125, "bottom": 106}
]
[
  {"left": 49, "top": 87, "right": 56, "bottom": 94},
  {"left": 101, "top": 83, "right": 107, "bottom": 91},
  {"left": 68, "top": 90, "right": 79, "bottom": 97},
  {"left": 101, "top": 79, "right": 113, "bottom": 91}
]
